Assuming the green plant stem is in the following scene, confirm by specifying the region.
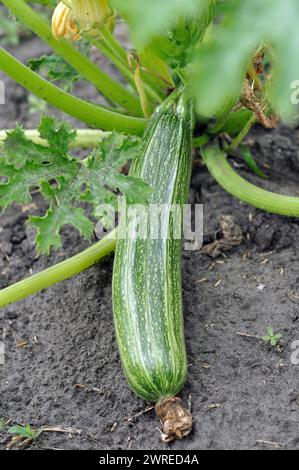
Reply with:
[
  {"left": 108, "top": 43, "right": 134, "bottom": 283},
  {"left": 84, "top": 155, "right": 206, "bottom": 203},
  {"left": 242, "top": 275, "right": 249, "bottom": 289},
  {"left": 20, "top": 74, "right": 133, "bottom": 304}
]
[
  {"left": 193, "top": 134, "right": 209, "bottom": 147},
  {"left": 225, "top": 114, "right": 256, "bottom": 152},
  {"left": 25, "top": 0, "right": 51, "bottom": 4},
  {"left": 202, "top": 145, "right": 299, "bottom": 216},
  {"left": 87, "top": 34, "right": 162, "bottom": 106},
  {"left": 97, "top": 27, "right": 168, "bottom": 99},
  {"left": 100, "top": 25, "right": 128, "bottom": 63},
  {"left": 0, "top": 48, "right": 146, "bottom": 134},
  {"left": 0, "top": 231, "right": 117, "bottom": 309},
  {"left": 1, "top": 0, "right": 143, "bottom": 115},
  {"left": 0, "top": 129, "right": 109, "bottom": 148},
  {"left": 225, "top": 114, "right": 256, "bottom": 153},
  {"left": 85, "top": 33, "right": 136, "bottom": 86}
]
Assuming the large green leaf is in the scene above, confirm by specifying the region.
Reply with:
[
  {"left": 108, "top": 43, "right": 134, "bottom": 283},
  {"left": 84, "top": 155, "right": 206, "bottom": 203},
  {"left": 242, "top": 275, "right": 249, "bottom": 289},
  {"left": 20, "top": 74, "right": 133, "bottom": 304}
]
[
  {"left": 190, "top": 0, "right": 299, "bottom": 120},
  {"left": 111, "top": 0, "right": 203, "bottom": 48},
  {"left": 0, "top": 117, "right": 150, "bottom": 254}
]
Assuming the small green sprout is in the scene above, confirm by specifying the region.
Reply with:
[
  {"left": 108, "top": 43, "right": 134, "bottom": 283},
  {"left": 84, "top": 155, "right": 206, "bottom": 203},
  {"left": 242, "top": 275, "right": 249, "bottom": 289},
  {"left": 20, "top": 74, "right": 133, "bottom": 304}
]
[
  {"left": 0, "top": 418, "right": 5, "bottom": 431},
  {"left": 262, "top": 326, "right": 282, "bottom": 347},
  {"left": 8, "top": 423, "right": 43, "bottom": 441}
]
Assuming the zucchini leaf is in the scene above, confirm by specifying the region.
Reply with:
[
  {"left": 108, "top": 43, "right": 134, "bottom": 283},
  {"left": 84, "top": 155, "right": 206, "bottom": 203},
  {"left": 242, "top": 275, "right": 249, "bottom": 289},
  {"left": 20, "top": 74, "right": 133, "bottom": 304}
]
[
  {"left": 28, "top": 54, "right": 81, "bottom": 92},
  {"left": 28, "top": 42, "right": 91, "bottom": 91},
  {"left": 0, "top": 116, "right": 150, "bottom": 254},
  {"left": 190, "top": 0, "right": 299, "bottom": 121},
  {"left": 111, "top": 0, "right": 213, "bottom": 48}
]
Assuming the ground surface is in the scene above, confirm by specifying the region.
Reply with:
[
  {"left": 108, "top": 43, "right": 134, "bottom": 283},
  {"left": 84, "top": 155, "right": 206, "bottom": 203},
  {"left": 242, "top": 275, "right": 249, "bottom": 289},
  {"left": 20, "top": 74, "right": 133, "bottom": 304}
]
[{"left": 0, "top": 34, "right": 298, "bottom": 450}]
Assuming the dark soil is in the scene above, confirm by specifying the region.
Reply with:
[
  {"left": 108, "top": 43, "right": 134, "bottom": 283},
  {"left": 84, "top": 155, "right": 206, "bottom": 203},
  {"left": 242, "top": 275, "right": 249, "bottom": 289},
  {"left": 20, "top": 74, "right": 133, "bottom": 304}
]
[{"left": 0, "top": 35, "right": 299, "bottom": 451}]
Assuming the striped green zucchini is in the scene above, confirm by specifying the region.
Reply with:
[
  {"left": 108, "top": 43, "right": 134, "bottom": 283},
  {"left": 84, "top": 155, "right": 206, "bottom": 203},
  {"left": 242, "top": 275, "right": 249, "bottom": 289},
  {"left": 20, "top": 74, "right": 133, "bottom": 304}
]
[{"left": 112, "top": 90, "right": 193, "bottom": 441}]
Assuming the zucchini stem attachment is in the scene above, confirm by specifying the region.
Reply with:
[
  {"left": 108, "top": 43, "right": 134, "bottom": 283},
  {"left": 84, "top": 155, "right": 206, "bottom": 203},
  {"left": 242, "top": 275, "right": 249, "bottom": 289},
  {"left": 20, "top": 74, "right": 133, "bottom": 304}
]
[{"left": 155, "top": 397, "right": 193, "bottom": 443}]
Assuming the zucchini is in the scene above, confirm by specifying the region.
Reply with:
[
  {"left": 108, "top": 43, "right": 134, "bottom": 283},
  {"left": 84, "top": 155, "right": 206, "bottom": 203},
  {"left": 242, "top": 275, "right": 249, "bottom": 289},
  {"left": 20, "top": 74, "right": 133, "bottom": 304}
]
[{"left": 112, "top": 90, "right": 193, "bottom": 442}]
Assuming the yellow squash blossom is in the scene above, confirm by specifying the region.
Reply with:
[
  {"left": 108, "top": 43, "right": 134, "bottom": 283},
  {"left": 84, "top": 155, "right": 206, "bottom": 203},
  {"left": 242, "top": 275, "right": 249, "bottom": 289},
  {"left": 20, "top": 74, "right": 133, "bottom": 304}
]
[
  {"left": 52, "top": 2, "right": 80, "bottom": 41},
  {"left": 71, "top": 0, "right": 114, "bottom": 32}
]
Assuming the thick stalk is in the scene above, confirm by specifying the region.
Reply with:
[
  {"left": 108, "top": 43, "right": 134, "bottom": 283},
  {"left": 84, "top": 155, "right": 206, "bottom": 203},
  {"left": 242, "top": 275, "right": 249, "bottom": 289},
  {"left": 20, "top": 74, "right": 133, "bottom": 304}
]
[
  {"left": 0, "top": 129, "right": 109, "bottom": 148},
  {"left": 0, "top": 231, "right": 116, "bottom": 309},
  {"left": 85, "top": 33, "right": 136, "bottom": 87},
  {"left": 25, "top": 0, "right": 51, "bottom": 3},
  {"left": 203, "top": 145, "right": 299, "bottom": 216},
  {"left": 99, "top": 26, "right": 167, "bottom": 99},
  {"left": 1, "top": 0, "right": 142, "bottom": 115},
  {"left": 87, "top": 34, "right": 162, "bottom": 105},
  {"left": 0, "top": 48, "right": 146, "bottom": 134},
  {"left": 100, "top": 25, "right": 128, "bottom": 64}
]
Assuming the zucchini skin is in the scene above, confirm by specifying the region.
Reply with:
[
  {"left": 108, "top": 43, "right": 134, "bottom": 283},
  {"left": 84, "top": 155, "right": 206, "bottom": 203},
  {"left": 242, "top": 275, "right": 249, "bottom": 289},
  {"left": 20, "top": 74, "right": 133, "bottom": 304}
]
[{"left": 112, "top": 91, "right": 193, "bottom": 402}]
